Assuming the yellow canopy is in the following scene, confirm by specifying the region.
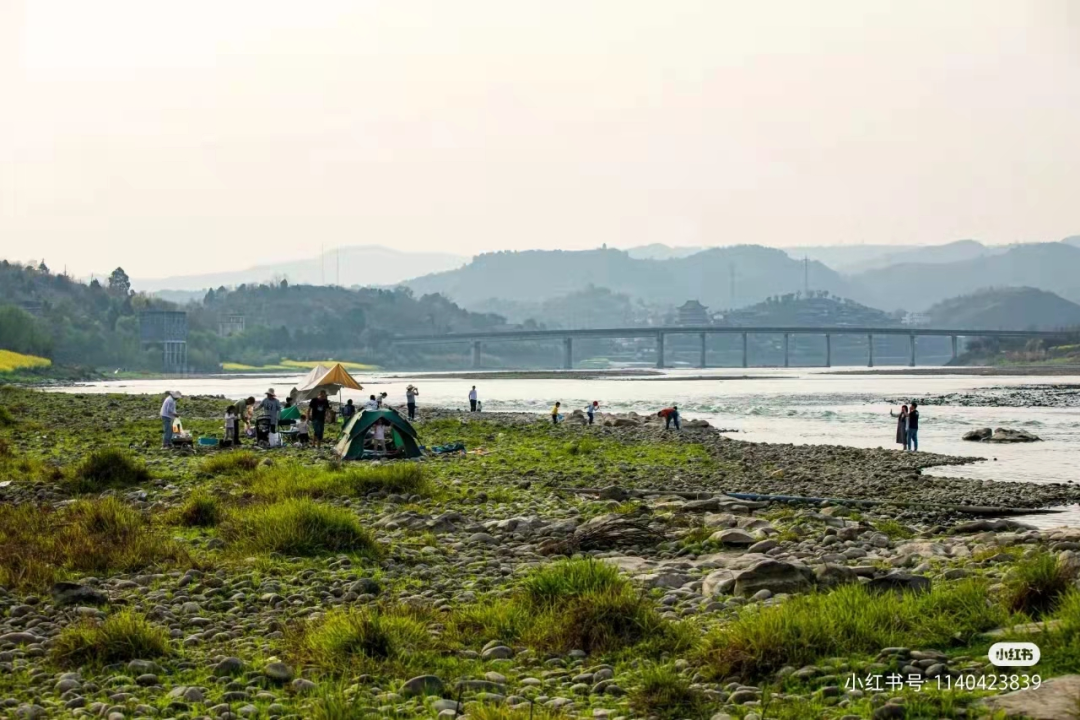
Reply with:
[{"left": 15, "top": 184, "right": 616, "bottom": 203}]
[{"left": 319, "top": 362, "right": 363, "bottom": 390}]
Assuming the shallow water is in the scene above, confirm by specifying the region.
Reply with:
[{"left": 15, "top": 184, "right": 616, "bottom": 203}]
[{"left": 52, "top": 367, "right": 1080, "bottom": 525}]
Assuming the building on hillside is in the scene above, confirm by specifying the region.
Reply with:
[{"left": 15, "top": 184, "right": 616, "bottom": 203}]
[
  {"left": 218, "top": 314, "right": 246, "bottom": 337},
  {"left": 677, "top": 300, "right": 710, "bottom": 326},
  {"left": 139, "top": 310, "right": 188, "bottom": 374}
]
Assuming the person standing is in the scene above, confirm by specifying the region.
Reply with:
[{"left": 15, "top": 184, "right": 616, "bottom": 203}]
[
  {"left": 406, "top": 385, "right": 419, "bottom": 421},
  {"left": 363, "top": 394, "right": 379, "bottom": 411},
  {"left": 258, "top": 389, "right": 282, "bottom": 432},
  {"left": 160, "top": 391, "right": 180, "bottom": 448},
  {"left": 551, "top": 401, "right": 561, "bottom": 425},
  {"left": 586, "top": 400, "right": 599, "bottom": 425},
  {"left": 890, "top": 404, "right": 909, "bottom": 449},
  {"left": 372, "top": 418, "right": 388, "bottom": 453},
  {"left": 340, "top": 399, "right": 357, "bottom": 425},
  {"left": 309, "top": 390, "right": 330, "bottom": 447},
  {"left": 469, "top": 386, "right": 478, "bottom": 412},
  {"left": 224, "top": 405, "right": 239, "bottom": 445},
  {"left": 906, "top": 401, "right": 920, "bottom": 451}
]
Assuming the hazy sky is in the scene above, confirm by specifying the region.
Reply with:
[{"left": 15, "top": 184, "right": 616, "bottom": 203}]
[{"left": 2, "top": 0, "right": 1079, "bottom": 278}]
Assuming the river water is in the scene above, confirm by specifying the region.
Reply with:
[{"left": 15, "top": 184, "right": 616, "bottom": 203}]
[{"left": 52, "top": 368, "right": 1080, "bottom": 526}]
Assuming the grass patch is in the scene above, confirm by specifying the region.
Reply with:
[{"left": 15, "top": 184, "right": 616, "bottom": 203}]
[
  {"left": 222, "top": 499, "right": 380, "bottom": 557},
  {"left": 0, "top": 404, "right": 13, "bottom": 427},
  {"left": 520, "top": 557, "right": 624, "bottom": 606},
  {"left": 629, "top": 664, "right": 712, "bottom": 720},
  {"left": 248, "top": 462, "right": 429, "bottom": 500},
  {"left": 289, "top": 606, "right": 431, "bottom": 672},
  {"left": 67, "top": 448, "right": 151, "bottom": 493},
  {"left": 563, "top": 437, "right": 601, "bottom": 456},
  {"left": 1003, "top": 551, "right": 1075, "bottom": 618},
  {"left": 175, "top": 490, "right": 223, "bottom": 527},
  {"left": 448, "top": 558, "right": 690, "bottom": 655},
  {"left": 200, "top": 451, "right": 260, "bottom": 476},
  {"left": 51, "top": 610, "right": 171, "bottom": 667},
  {"left": 0, "top": 497, "right": 191, "bottom": 590},
  {"left": 700, "top": 579, "right": 1010, "bottom": 681},
  {"left": 873, "top": 518, "right": 915, "bottom": 540}
]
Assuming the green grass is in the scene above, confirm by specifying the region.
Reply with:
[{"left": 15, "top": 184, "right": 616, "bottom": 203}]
[
  {"left": 629, "top": 664, "right": 713, "bottom": 720},
  {"left": 289, "top": 606, "right": 432, "bottom": 672},
  {"left": 699, "top": 579, "right": 1010, "bottom": 680},
  {"left": 0, "top": 404, "right": 13, "bottom": 427},
  {"left": 520, "top": 557, "right": 625, "bottom": 606},
  {"left": 248, "top": 462, "right": 429, "bottom": 501},
  {"left": 873, "top": 518, "right": 916, "bottom": 540},
  {"left": 175, "top": 490, "right": 222, "bottom": 527},
  {"left": 1003, "top": 551, "right": 1075, "bottom": 618},
  {"left": 0, "top": 497, "right": 191, "bottom": 590},
  {"left": 222, "top": 498, "right": 380, "bottom": 557},
  {"left": 200, "top": 450, "right": 261, "bottom": 476},
  {"left": 51, "top": 610, "right": 171, "bottom": 667},
  {"left": 67, "top": 447, "right": 151, "bottom": 493}
]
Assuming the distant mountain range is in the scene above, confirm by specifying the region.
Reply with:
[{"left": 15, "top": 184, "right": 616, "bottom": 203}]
[
  {"left": 922, "top": 287, "right": 1080, "bottom": 330},
  {"left": 132, "top": 245, "right": 468, "bottom": 293},
  {"left": 403, "top": 245, "right": 851, "bottom": 311}
]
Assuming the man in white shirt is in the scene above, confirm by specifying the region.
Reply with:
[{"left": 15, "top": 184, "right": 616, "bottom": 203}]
[
  {"left": 469, "top": 386, "right": 478, "bottom": 412},
  {"left": 160, "top": 391, "right": 181, "bottom": 448},
  {"left": 363, "top": 394, "right": 379, "bottom": 411}
]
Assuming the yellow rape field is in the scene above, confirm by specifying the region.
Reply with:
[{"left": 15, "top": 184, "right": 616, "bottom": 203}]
[{"left": 0, "top": 350, "right": 52, "bottom": 373}]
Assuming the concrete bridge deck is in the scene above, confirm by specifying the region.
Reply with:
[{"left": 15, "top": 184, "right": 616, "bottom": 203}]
[{"left": 389, "top": 325, "right": 1070, "bottom": 369}]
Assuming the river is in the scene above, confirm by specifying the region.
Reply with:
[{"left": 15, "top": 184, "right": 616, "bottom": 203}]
[{"left": 51, "top": 367, "right": 1080, "bottom": 526}]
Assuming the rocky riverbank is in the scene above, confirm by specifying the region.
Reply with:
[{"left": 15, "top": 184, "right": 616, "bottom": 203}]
[
  {"left": 1, "top": 387, "right": 1079, "bottom": 719},
  {"left": 888, "top": 385, "right": 1080, "bottom": 409}
]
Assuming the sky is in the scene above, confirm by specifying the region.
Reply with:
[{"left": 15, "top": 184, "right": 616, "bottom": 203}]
[{"left": 2, "top": 0, "right": 1079, "bottom": 279}]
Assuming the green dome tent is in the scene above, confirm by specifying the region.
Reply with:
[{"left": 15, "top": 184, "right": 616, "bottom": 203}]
[{"left": 334, "top": 409, "right": 422, "bottom": 460}]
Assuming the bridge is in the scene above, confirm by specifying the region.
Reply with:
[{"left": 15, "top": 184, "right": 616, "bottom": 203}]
[{"left": 389, "top": 325, "right": 1069, "bottom": 369}]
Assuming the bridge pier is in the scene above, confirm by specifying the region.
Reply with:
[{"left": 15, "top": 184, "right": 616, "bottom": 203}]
[
  {"left": 825, "top": 334, "right": 831, "bottom": 368},
  {"left": 951, "top": 335, "right": 958, "bottom": 362},
  {"left": 656, "top": 332, "right": 665, "bottom": 369},
  {"left": 741, "top": 332, "right": 748, "bottom": 368},
  {"left": 783, "top": 333, "right": 789, "bottom": 368},
  {"left": 472, "top": 340, "right": 482, "bottom": 369},
  {"left": 563, "top": 337, "right": 573, "bottom": 370},
  {"left": 909, "top": 333, "right": 916, "bottom": 367},
  {"left": 699, "top": 333, "right": 707, "bottom": 369},
  {"left": 867, "top": 334, "right": 874, "bottom": 367}
]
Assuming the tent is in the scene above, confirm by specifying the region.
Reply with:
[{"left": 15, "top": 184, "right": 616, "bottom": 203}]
[
  {"left": 279, "top": 404, "right": 301, "bottom": 423},
  {"left": 292, "top": 363, "right": 363, "bottom": 401},
  {"left": 335, "top": 409, "right": 422, "bottom": 460}
]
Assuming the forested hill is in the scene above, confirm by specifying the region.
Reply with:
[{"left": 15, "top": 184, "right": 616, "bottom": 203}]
[
  {"left": 922, "top": 287, "right": 1080, "bottom": 331},
  {"left": 0, "top": 261, "right": 508, "bottom": 372},
  {"left": 404, "top": 245, "right": 851, "bottom": 310}
]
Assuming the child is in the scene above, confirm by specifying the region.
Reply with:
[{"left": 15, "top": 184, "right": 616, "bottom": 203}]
[
  {"left": 551, "top": 401, "right": 561, "bottom": 425},
  {"left": 294, "top": 413, "right": 311, "bottom": 445},
  {"left": 224, "top": 405, "right": 239, "bottom": 445},
  {"left": 372, "top": 419, "right": 387, "bottom": 453}
]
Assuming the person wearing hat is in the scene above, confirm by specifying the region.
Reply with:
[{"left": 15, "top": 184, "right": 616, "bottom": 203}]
[
  {"left": 258, "top": 388, "right": 283, "bottom": 432},
  {"left": 160, "top": 390, "right": 181, "bottom": 448}
]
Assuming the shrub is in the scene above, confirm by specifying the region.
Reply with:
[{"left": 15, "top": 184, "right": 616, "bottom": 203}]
[
  {"left": 629, "top": 664, "right": 712, "bottom": 720},
  {"left": 68, "top": 448, "right": 151, "bottom": 493},
  {"left": 176, "top": 491, "right": 222, "bottom": 527},
  {"left": 520, "top": 557, "right": 625, "bottom": 607},
  {"left": 0, "top": 404, "right": 13, "bottom": 427},
  {"left": 52, "top": 610, "right": 171, "bottom": 667},
  {"left": 0, "top": 498, "right": 191, "bottom": 590},
  {"left": 223, "top": 499, "right": 380, "bottom": 557},
  {"left": 526, "top": 587, "right": 683, "bottom": 654},
  {"left": 1004, "top": 551, "right": 1075, "bottom": 618},
  {"left": 200, "top": 451, "right": 260, "bottom": 476},
  {"left": 291, "top": 606, "right": 431, "bottom": 670},
  {"left": 700, "top": 580, "right": 1008, "bottom": 680}
]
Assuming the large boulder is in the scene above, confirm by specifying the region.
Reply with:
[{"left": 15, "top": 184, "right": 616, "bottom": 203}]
[
  {"left": 701, "top": 569, "right": 736, "bottom": 597},
  {"left": 732, "top": 559, "right": 813, "bottom": 597},
  {"left": 710, "top": 528, "right": 757, "bottom": 547},
  {"left": 51, "top": 582, "right": 108, "bottom": 607},
  {"left": 814, "top": 563, "right": 859, "bottom": 589},
  {"left": 981, "top": 674, "right": 1080, "bottom": 719},
  {"left": 867, "top": 573, "right": 932, "bottom": 595},
  {"left": 962, "top": 427, "right": 993, "bottom": 442},
  {"left": 988, "top": 428, "right": 1042, "bottom": 443}
]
